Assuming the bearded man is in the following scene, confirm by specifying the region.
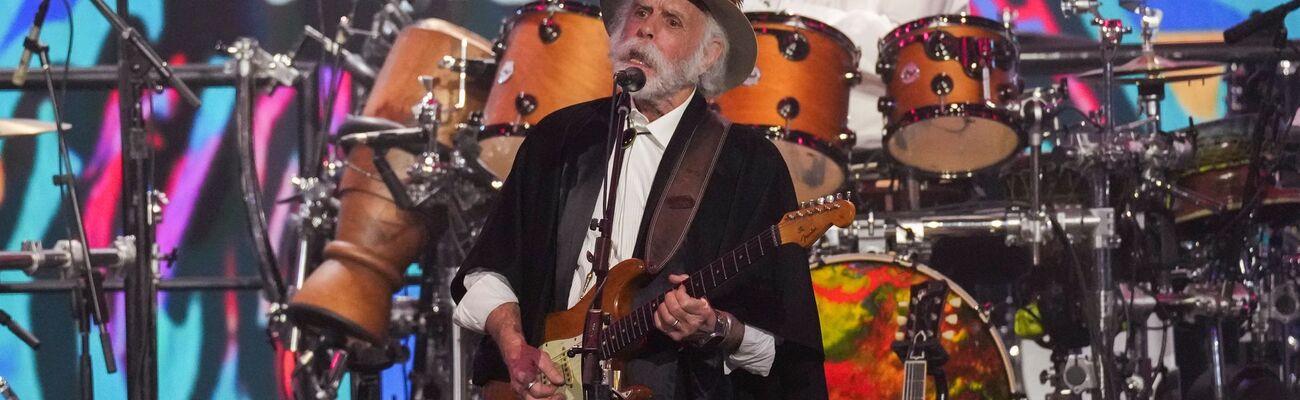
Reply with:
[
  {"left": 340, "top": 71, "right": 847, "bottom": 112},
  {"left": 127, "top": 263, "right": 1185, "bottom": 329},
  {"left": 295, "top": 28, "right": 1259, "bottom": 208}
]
[{"left": 450, "top": 0, "right": 828, "bottom": 398}]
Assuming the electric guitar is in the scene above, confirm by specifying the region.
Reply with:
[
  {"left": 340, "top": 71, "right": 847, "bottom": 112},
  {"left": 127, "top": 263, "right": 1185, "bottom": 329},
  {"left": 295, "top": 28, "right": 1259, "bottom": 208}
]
[
  {"left": 893, "top": 280, "right": 951, "bottom": 400},
  {"left": 485, "top": 198, "right": 855, "bottom": 399}
]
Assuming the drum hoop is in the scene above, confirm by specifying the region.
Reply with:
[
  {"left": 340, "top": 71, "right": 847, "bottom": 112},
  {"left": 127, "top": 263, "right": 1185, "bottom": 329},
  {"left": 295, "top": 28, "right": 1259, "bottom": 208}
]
[
  {"left": 882, "top": 103, "right": 1025, "bottom": 178},
  {"left": 738, "top": 124, "right": 850, "bottom": 164},
  {"left": 811, "top": 252, "right": 1022, "bottom": 394},
  {"left": 512, "top": 0, "right": 602, "bottom": 18},
  {"left": 744, "top": 12, "right": 862, "bottom": 63},
  {"left": 878, "top": 29, "right": 1019, "bottom": 67},
  {"left": 880, "top": 14, "right": 1011, "bottom": 49},
  {"left": 477, "top": 123, "right": 529, "bottom": 141}
]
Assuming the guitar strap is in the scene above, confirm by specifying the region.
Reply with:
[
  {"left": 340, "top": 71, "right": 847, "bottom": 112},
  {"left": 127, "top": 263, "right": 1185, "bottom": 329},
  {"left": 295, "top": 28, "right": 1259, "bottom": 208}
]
[{"left": 643, "top": 111, "right": 729, "bottom": 275}]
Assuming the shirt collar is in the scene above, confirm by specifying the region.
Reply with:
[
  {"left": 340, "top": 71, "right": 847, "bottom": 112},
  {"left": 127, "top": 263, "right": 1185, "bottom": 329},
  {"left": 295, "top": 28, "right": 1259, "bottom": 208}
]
[{"left": 629, "top": 88, "right": 696, "bottom": 148}]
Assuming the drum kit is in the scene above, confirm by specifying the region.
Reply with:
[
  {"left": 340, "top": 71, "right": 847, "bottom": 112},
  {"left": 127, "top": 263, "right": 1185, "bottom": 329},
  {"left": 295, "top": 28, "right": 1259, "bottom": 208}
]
[{"left": 272, "top": 0, "right": 1300, "bottom": 399}]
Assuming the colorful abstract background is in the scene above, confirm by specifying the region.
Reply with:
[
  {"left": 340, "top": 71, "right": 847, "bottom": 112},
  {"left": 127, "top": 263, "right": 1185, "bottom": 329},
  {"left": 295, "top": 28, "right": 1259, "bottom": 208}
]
[{"left": 0, "top": 0, "right": 1297, "bottom": 398}]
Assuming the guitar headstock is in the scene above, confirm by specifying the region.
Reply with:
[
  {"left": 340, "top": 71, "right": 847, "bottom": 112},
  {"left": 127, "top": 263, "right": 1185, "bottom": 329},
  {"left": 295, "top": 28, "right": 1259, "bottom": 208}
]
[
  {"left": 776, "top": 193, "right": 856, "bottom": 248},
  {"left": 894, "top": 280, "right": 950, "bottom": 360}
]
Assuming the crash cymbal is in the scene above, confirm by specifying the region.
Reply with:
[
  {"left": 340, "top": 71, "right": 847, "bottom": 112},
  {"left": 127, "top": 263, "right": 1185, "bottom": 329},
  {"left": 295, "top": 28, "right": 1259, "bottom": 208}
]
[
  {"left": 0, "top": 118, "right": 70, "bottom": 138},
  {"left": 1078, "top": 53, "right": 1220, "bottom": 79}
]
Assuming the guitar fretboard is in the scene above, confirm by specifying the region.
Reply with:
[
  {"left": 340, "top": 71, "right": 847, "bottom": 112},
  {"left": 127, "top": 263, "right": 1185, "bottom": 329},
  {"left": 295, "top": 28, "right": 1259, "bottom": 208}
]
[
  {"left": 598, "top": 226, "right": 781, "bottom": 358},
  {"left": 902, "top": 360, "right": 926, "bottom": 400}
]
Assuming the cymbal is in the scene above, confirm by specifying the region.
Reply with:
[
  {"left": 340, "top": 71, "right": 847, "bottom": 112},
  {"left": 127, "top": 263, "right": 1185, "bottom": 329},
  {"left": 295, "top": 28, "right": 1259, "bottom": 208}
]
[
  {"left": 1078, "top": 53, "right": 1220, "bottom": 79},
  {"left": 1112, "top": 71, "right": 1224, "bottom": 85},
  {"left": 0, "top": 118, "right": 70, "bottom": 138}
]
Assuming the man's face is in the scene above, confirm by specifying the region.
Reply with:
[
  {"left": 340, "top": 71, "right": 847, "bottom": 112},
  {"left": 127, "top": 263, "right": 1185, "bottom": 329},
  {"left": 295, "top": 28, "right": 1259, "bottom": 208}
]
[{"left": 609, "top": 0, "right": 721, "bottom": 99}]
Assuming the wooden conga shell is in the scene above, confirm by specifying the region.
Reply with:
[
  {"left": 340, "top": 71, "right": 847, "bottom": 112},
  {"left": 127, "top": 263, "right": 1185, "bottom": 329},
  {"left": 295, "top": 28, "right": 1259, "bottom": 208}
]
[
  {"left": 363, "top": 19, "right": 493, "bottom": 146},
  {"left": 478, "top": 1, "right": 612, "bottom": 179},
  {"left": 288, "top": 144, "right": 428, "bottom": 343}
]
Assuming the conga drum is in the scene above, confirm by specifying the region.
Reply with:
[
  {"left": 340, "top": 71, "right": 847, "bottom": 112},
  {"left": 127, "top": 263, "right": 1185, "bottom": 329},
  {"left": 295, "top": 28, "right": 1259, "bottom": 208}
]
[
  {"left": 478, "top": 1, "right": 613, "bottom": 179},
  {"left": 878, "top": 15, "right": 1023, "bottom": 177},
  {"left": 363, "top": 18, "right": 493, "bottom": 146},
  {"left": 714, "top": 12, "right": 859, "bottom": 202}
]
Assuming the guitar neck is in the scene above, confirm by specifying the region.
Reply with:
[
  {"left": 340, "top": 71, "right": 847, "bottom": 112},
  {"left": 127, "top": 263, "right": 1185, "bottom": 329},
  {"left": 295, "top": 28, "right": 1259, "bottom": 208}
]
[
  {"left": 598, "top": 226, "right": 781, "bottom": 358},
  {"left": 902, "top": 360, "right": 927, "bottom": 400}
]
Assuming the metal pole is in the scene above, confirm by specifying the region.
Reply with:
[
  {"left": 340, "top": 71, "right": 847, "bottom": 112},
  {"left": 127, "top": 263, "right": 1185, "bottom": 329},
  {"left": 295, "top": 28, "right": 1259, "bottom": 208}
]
[{"left": 117, "top": 0, "right": 158, "bottom": 397}]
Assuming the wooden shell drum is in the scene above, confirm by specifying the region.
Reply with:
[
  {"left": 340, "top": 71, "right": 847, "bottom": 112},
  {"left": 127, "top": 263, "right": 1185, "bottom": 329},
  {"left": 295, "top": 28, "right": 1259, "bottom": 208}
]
[
  {"left": 363, "top": 18, "right": 493, "bottom": 146},
  {"left": 813, "top": 253, "right": 1018, "bottom": 400},
  {"left": 478, "top": 1, "right": 613, "bottom": 179},
  {"left": 878, "top": 15, "right": 1023, "bottom": 177},
  {"left": 1173, "top": 115, "right": 1300, "bottom": 226},
  {"left": 287, "top": 144, "right": 428, "bottom": 343},
  {"left": 714, "top": 12, "right": 859, "bottom": 202}
]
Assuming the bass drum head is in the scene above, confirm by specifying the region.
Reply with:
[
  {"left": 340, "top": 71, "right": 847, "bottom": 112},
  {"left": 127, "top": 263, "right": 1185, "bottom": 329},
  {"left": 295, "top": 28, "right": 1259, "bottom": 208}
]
[
  {"left": 888, "top": 115, "right": 1020, "bottom": 177},
  {"left": 812, "top": 253, "right": 1018, "bottom": 400}
]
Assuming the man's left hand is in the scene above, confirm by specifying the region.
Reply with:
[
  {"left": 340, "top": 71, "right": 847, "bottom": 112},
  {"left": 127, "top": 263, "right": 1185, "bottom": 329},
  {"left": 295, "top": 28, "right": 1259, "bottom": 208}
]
[{"left": 653, "top": 274, "right": 717, "bottom": 341}]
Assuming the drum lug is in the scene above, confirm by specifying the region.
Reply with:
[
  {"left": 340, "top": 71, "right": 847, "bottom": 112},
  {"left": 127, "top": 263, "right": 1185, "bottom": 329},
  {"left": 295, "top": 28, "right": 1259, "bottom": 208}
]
[
  {"left": 838, "top": 129, "right": 856, "bottom": 147},
  {"left": 877, "top": 97, "right": 895, "bottom": 114},
  {"left": 845, "top": 71, "right": 863, "bottom": 85},
  {"left": 538, "top": 16, "right": 561, "bottom": 44},
  {"left": 515, "top": 92, "right": 538, "bottom": 116},
  {"left": 925, "top": 31, "right": 955, "bottom": 61},
  {"left": 777, "top": 97, "right": 801, "bottom": 120},
  {"left": 875, "top": 60, "right": 894, "bottom": 83},
  {"left": 931, "top": 74, "right": 954, "bottom": 96},
  {"left": 778, "top": 31, "right": 810, "bottom": 61}
]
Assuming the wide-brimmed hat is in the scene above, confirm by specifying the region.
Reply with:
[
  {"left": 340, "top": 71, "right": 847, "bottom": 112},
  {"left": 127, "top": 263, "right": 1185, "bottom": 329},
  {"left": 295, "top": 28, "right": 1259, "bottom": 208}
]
[{"left": 600, "top": 0, "right": 757, "bottom": 93}]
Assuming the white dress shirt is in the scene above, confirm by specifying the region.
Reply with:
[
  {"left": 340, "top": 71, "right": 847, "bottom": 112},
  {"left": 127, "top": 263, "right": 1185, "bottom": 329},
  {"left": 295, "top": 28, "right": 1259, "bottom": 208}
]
[
  {"left": 742, "top": 0, "right": 970, "bottom": 149},
  {"left": 453, "top": 90, "right": 778, "bottom": 376}
]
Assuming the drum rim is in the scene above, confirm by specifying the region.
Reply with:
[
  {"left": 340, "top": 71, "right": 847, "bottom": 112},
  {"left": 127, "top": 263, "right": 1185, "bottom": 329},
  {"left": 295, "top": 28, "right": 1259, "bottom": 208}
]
[
  {"left": 882, "top": 103, "right": 1026, "bottom": 178},
  {"left": 811, "top": 252, "right": 1022, "bottom": 395},
  {"left": 511, "top": 0, "right": 602, "bottom": 18},
  {"left": 738, "top": 124, "right": 851, "bottom": 164},
  {"left": 744, "top": 11, "right": 862, "bottom": 63},
  {"left": 478, "top": 123, "right": 530, "bottom": 140},
  {"left": 879, "top": 14, "right": 1012, "bottom": 49}
]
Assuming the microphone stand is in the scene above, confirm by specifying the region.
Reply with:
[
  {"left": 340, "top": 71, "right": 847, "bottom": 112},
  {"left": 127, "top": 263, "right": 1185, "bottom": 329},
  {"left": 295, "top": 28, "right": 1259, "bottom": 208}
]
[
  {"left": 24, "top": 9, "right": 121, "bottom": 399},
  {"left": 86, "top": 1, "right": 202, "bottom": 398},
  {"left": 574, "top": 79, "right": 638, "bottom": 400}
]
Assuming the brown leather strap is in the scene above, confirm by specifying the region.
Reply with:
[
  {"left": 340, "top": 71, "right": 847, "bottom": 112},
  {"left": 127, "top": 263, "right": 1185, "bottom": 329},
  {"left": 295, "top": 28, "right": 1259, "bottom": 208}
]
[{"left": 643, "top": 111, "right": 729, "bottom": 275}]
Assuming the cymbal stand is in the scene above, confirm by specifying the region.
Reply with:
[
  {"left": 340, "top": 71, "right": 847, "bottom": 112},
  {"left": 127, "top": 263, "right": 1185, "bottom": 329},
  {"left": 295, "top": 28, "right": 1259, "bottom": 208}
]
[
  {"left": 23, "top": 6, "right": 125, "bottom": 397},
  {"left": 1062, "top": 2, "right": 1128, "bottom": 398},
  {"left": 86, "top": 0, "right": 202, "bottom": 398}
]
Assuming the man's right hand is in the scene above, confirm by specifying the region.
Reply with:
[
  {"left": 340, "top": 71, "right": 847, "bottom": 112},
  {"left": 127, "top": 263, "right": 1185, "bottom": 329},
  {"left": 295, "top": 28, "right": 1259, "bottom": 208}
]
[
  {"left": 485, "top": 303, "right": 566, "bottom": 399},
  {"left": 499, "top": 337, "right": 566, "bottom": 399}
]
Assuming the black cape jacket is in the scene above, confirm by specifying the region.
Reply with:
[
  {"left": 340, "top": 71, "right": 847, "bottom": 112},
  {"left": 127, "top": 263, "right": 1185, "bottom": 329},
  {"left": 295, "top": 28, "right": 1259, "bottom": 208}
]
[{"left": 451, "top": 92, "right": 828, "bottom": 399}]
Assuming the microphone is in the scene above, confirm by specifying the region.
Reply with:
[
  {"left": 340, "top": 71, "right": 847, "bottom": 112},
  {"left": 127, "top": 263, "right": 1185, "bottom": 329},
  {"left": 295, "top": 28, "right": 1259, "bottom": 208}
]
[
  {"left": 615, "top": 67, "right": 646, "bottom": 92},
  {"left": 1224, "top": 0, "right": 1300, "bottom": 44},
  {"left": 11, "top": 0, "right": 53, "bottom": 86}
]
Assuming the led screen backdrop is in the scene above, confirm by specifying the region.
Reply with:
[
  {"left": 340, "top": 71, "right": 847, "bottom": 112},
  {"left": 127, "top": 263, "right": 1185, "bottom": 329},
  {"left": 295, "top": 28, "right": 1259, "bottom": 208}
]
[{"left": 0, "top": 0, "right": 1297, "bottom": 398}]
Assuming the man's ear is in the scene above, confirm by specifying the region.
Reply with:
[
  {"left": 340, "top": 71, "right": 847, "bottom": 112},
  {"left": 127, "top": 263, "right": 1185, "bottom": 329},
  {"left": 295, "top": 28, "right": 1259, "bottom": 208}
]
[{"left": 704, "top": 35, "right": 724, "bottom": 70}]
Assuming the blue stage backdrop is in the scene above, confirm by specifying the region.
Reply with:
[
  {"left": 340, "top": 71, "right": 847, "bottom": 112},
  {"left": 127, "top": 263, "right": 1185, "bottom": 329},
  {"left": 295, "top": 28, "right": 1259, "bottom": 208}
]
[{"left": 0, "top": 0, "right": 1297, "bottom": 398}]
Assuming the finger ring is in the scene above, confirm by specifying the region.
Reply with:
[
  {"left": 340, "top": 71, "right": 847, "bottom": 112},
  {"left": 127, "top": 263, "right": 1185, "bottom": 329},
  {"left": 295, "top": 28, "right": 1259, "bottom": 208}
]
[
  {"left": 671, "top": 318, "right": 681, "bottom": 329},
  {"left": 527, "top": 380, "right": 538, "bottom": 391}
]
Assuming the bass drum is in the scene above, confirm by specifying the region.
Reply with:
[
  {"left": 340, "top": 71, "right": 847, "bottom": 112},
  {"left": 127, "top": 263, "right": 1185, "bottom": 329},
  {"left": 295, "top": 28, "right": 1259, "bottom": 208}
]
[
  {"left": 478, "top": 1, "right": 613, "bottom": 179},
  {"left": 363, "top": 18, "right": 493, "bottom": 146},
  {"left": 812, "top": 253, "right": 1019, "bottom": 400},
  {"left": 714, "top": 12, "right": 859, "bottom": 201}
]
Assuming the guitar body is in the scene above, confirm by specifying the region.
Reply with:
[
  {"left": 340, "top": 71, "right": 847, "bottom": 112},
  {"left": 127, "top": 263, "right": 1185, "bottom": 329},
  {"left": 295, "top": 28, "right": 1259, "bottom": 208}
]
[
  {"left": 485, "top": 258, "right": 654, "bottom": 400},
  {"left": 479, "top": 197, "right": 855, "bottom": 399}
]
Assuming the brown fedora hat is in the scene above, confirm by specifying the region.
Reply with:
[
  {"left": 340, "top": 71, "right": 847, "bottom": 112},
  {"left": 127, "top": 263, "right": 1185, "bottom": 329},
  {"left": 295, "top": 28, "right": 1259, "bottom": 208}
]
[{"left": 599, "top": 0, "right": 757, "bottom": 93}]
